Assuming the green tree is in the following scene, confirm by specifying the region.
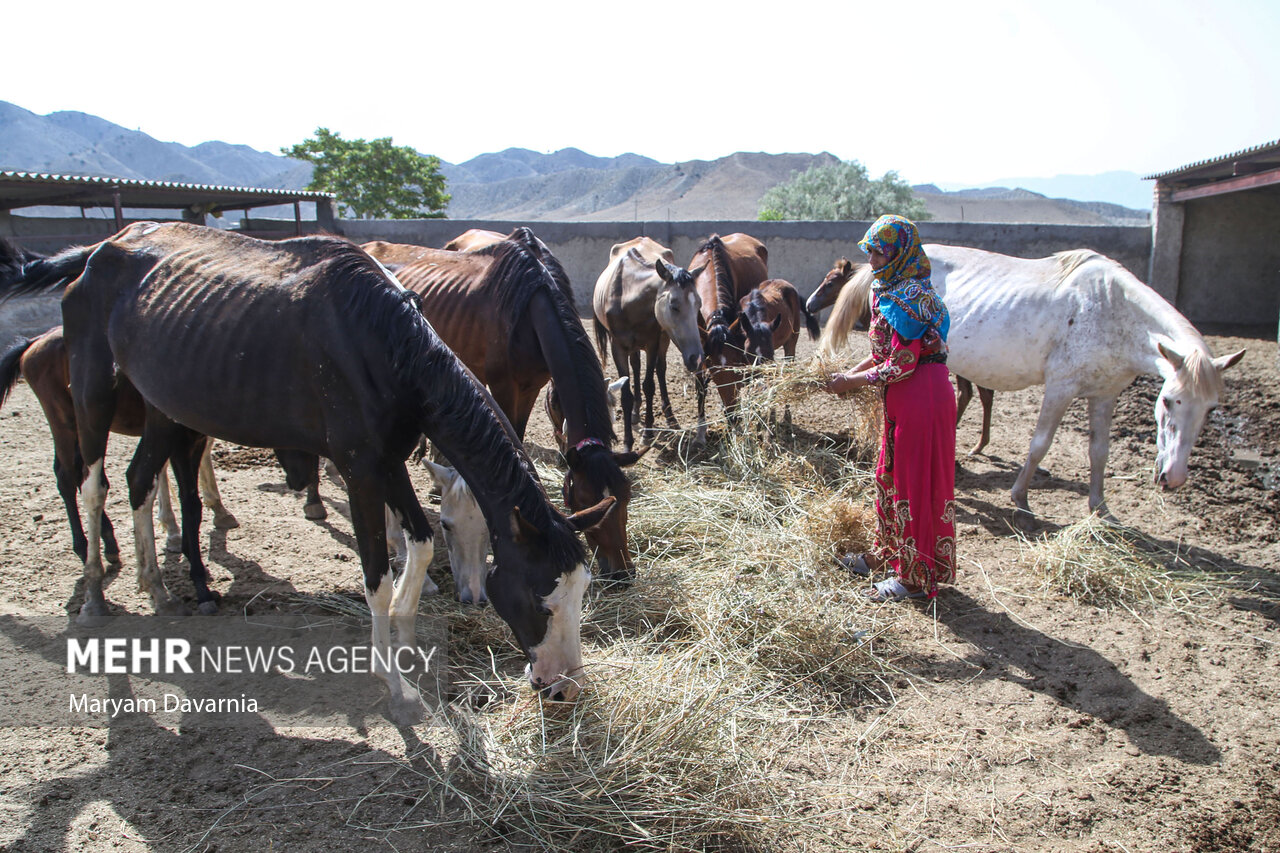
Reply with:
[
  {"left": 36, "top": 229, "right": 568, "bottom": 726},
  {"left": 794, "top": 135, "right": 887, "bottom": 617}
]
[
  {"left": 284, "top": 128, "right": 450, "bottom": 219},
  {"left": 757, "top": 160, "right": 931, "bottom": 222}
]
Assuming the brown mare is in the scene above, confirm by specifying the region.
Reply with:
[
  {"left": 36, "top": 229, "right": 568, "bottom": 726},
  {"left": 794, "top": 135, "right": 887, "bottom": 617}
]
[
  {"left": 364, "top": 229, "right": 641, "bottom": 581},
  {"left": 0, "top": 326, "right": 244, "bottom": 564},
  {"left": 812, "top": 256, "right": 995, "bottom": 455},
  {"left": 737, "top": 278, "right": 819, "bottom": 364},
  {"left": 688, "top": 233, "right": 769, "bottom": 444}
]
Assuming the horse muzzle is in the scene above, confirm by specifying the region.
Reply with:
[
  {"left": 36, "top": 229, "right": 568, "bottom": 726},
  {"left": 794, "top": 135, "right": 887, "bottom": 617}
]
[{"left": 683, "top": 352, "right": 701, "bottom": 372}]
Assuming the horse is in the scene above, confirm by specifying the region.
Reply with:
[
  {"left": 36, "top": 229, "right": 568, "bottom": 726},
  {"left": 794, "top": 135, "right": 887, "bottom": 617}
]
[
  {"left": 815, "top": 257, "right": 996, "bottom": 456},
  {"left": 737, "top": 278, "right": 818, "bottom": 364},
  {"left": 443, "top": 229, "right": 508, "bottom": 252},
  {"left": 2, "top": 222, "right": 616, "bottom": 718},
  {"left": 363, "top": 230, "right": 641, "bottom": 581},
  {"left": 592, "top": 237, "right": 705, "bottom": 450},
  {"left": 422, "top": 460, "right": 491, "bottom": 605},
  {"left": 688, "top": 233, "right": 769, "bottom": 444},
  {"left": 0, "top": 326, "right": 246, "bottom": 565},
  {"left": 818, "top": 244, "right": 1246, "bottom": 521}
]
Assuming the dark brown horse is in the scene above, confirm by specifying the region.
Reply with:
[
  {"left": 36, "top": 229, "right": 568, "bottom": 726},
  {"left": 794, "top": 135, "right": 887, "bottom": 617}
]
[
  {"left": 737, "top": 278, "right": 818, "bottom": 364},
  {"left": 688, "top": 233, "right": 769, "bottom": 444},
  {"left": 364, "top": 229, "right": 640, "bottom": 581},
  {"left": 2, "top": 222, "right": 614, "bottom": 718},
  {"left": 0, "top": 326, "right": 247, "bottom": 565}
]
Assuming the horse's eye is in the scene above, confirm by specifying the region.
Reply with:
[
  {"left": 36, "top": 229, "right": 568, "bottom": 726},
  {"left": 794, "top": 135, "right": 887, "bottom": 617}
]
[
  {"left": 440, "top": 521, "right": 453, "bottom": 534},
  {"left": 536, "top": 603, "right": 552, "bottom": 617}
]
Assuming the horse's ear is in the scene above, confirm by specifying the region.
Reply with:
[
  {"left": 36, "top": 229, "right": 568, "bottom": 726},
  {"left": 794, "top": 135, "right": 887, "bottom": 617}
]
[
  {"left": 613, "top": 445, "right": 648, "bottom": 467},
  {"left": 838, "top": 258, "right": 852, "bottom": 275},
  {"left": 1157, "top": 341, "right": 1186, "bottom": 372},
  {"left": 654, "top": 259, "right": 672, "bottom": 282},
  {"left": 423, "top": 460, "right": 458, "bottom": 491},
  {"left": 566, "top": 496, "right": 617, "bottom": 533},
  {"left": 1213, "top": 348, "right": 1246, "bottom": 372},
  {"left": 686, "top": 264, "right": 706, "bottom": 285},
  {"left": 508, "top": 506, "right": 544, "bottom": 544}
]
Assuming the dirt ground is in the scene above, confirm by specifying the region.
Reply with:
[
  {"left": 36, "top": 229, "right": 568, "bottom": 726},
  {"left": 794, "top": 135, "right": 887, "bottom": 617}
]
[{"left": 0, "top": 326, "right": 1276, "bottom": 853}]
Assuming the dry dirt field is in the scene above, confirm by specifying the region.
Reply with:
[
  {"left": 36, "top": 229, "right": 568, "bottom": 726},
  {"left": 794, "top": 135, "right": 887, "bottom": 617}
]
[{"left": 0, "top": 327, "right": 1276, "bottom": 853}]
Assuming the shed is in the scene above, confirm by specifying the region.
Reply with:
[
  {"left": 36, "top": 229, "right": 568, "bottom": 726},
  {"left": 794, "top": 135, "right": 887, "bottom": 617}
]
[
  {"left": 1146, "top": 140, "right": 1280, "bottom": 331},
  {"left": 0, "top": 171, "right": 336, "bottom": 254}
]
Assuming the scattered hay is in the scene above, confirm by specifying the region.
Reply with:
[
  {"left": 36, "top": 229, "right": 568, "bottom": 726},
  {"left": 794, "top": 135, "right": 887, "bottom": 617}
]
[{"left": 1027, "top": 515, "right": 1198, "bottom": 610}]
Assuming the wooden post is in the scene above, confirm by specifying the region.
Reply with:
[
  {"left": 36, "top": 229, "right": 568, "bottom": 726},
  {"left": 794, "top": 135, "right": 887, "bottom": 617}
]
[
  {"left": 1148, "top": 181, "right": 1185, "bottom": 307},
  {"left": 112, "top": 189, "right": 124, "bottom": 231}
]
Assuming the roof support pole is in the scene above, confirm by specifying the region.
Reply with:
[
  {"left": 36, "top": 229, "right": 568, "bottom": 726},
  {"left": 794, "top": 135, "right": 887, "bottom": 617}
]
[
  {"left": 112, "top": 189, "right": 123, "bottom": 232},
  {"left": 1148, "top": 182, "right": 1184, "bottom": 307}
]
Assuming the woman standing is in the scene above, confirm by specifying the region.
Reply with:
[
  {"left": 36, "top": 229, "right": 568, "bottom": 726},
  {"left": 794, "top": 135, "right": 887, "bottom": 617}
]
[{"left": 824, "top": 215, "right": 957, "bottom": 601}]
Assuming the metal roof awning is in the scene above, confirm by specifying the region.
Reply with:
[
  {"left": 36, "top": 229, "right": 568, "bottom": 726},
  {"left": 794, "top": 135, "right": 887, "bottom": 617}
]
[{"left": 1144, "top": 139, "right": 1280, "bottom": 203}]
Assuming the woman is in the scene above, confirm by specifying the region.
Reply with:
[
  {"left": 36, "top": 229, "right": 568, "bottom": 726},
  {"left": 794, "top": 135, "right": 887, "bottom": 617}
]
[{"left": 824, "top": 215, "right": 957, "bottom": 601}]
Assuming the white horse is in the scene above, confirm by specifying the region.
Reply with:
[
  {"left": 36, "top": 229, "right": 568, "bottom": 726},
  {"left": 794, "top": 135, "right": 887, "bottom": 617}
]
[
  {"left": 423, "top": 461, "right": 491, "bottom": 606},
  {"left": 819, "top": 244, "right": 1245, "bottom": 520}
]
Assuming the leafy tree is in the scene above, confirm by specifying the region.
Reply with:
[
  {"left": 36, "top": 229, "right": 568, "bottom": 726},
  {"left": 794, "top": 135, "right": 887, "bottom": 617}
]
[
  {"left": 284, "top": 128, "right": 450, "bottom": 219},
  {"left": 757, "top": 160, "right": 930, "bottom": 222}
]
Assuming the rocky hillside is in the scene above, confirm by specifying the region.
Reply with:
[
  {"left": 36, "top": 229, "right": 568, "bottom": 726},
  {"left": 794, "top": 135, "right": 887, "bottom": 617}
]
[{"left": 0, "top": 101, "right": 1149, "bottom": 225}]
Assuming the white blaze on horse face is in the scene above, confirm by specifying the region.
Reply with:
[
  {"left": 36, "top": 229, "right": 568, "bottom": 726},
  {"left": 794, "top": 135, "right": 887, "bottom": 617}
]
[
  {"left": 1153, "top": 370, "right": 1215, "bottom": 490},
  {"left": 528, "top": 563, "right": 590, "bottom": 700}
]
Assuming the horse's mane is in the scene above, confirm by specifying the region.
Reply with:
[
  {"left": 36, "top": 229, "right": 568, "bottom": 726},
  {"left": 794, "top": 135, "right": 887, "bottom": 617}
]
[
  {"left": 327, "top": 240, "right": 585, "bottom": 569},
  {"left": 0, "top": 236, "right": 43, "bottom": 288},
  {"left": 474, "top": 238, "right": 615, "bottom": 446},
  {"left": 816, "top": 263, "right": 873, "bottom": 361},
  {"left": 696, "top": 235, "right": 739, "bottom": 325}
]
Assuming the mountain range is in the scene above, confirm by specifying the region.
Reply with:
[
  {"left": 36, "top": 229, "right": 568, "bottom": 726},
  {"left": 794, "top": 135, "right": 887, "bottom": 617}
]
[{"left": 0, "top": 100, "right": 1149, "bottom": 225}]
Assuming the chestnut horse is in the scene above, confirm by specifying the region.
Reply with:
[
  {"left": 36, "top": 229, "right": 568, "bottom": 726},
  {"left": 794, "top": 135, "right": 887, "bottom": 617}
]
[
  {"left": 593, "top": 237, "right": 704, "bottom": 450},
  {"left": 364, "top": 230, "right": 640, "bottom": 581},
  {"left": 2, "top": 222, "right": 614, "bottom": 718},
  {"left": 813, "top": 257, "right": 995, "bottom": 455},
  {"left": 688, "top": 233, "right": 769, "bottom": 444},
  {"left": 737, "top": 278, "right": 818, "bottom": 364}
]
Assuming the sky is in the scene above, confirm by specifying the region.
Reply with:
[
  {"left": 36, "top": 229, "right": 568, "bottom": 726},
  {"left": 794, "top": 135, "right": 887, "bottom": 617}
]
[{"left": 5, "top": 0, "right": 1278, "bottom": 186}]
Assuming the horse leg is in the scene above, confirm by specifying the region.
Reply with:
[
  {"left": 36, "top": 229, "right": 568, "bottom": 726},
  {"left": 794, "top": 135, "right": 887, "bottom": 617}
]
[
  {"left": 654, "top": 336, "right": 678, "bottom": 430},
  {"left": 167, "top": 430, "right": 220, "bottom": 615},
  {"left": 68, "top": 350, "right": 117, "bottom": 626},
  {"left": 385, "top": 462, "right": 437, "bottom": 646},
  {"left": 694, "top": 371, "right": 709, "bottom": 446},
  {"left": 198, "top": 440, "right": 239, "bottom": 529},
  {"left": 1086, "top": 395, "right": 1118, "bottom": 515},
  {"left": 125, "top": 418, "right": 190, "bottom": 619},
  {"left": 384, "top": 504, "right": 409, "bottom": 568},
  {"left": 612, "top": 346, "right": 635, "bottom": 452},
  {"left": 973, "top": 386, "right": 995, "bottom": 456},
  {"left": 640, "top": 351, "right": 657, "bottom": 442},
  {"left": 955, "top": 376, "right": 973, "bottom": 421},
  {"left": 53, "top": 453, "right": 92, "bottom": 565},
  {"left": 154, "top": 465, "right": 183, "bottom": 553},
  {"left": 346, "top": 467, "right": 423, "bottom": 725},
  {"left": 304, "top": 456, "right": 327, "bottom": 520},
  {"left": 629, "top": 351, "right": 642, "bottom": 427},
  {"left": 1011, "top": 387, "right": 1075, "bottom": 526}
]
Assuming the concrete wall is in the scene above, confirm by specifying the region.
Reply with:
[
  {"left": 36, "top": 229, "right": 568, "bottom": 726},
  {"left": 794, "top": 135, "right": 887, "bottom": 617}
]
[
  {"left": 334, "top": 218, "right": 1153, "bottom": 314},
  {"left": 1176, "top": 187, "right": 1280, "bottom": 328}
]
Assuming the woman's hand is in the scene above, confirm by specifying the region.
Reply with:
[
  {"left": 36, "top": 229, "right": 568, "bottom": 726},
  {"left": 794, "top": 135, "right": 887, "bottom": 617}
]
[{"left": 824, "top": 371, "right": 870, "bottom": 394}]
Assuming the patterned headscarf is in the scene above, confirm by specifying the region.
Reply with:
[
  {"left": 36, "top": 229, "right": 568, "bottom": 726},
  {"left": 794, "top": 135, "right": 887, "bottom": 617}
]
[{"left": 858, "top": 215, "right": 949, "bottom": 345}]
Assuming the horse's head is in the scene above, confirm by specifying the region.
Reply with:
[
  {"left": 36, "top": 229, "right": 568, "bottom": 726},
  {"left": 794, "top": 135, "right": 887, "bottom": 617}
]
[
  {"left": 424, "top": 461, "right": 490, "bottom": 606},
  {"left": 738, "top": 293, "right": 783, "bottom": 365},
  {"left": 653, "top": 259, "right": 705, "bottom": 372},
  {"left": 701, "top": 309, "right": 747, "bottom": 369},
  {"left": 488, "top": 497, "right": 616, "bottom": 701},
  {"left": 807, "top": 257, "right": 855, "bottom": 316},
  {"left": 563, "top": 441, "right": 644, "bottom": 582},
  {"left": 1153, "top": 342, "right": 1245, "bottom": 490}
]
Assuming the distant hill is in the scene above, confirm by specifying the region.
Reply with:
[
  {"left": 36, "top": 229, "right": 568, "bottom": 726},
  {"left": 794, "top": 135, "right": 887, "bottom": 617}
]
[{"left": 0, "top": 100, "right": 1150, "bottom": 225}]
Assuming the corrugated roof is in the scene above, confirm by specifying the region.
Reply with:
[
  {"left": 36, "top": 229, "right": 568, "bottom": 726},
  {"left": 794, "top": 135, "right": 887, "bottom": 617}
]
[
  {"left": 0, "top": 170, "right": 333, "bottom": 213},
  {"left": 1144, "top": 138, "right": 1280, "bottom": 181}
]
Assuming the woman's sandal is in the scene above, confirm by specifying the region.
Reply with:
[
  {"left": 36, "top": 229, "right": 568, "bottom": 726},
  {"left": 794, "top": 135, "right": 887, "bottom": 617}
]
[{"left": 865, "top": 577, "right": 928, "bottom": 602}]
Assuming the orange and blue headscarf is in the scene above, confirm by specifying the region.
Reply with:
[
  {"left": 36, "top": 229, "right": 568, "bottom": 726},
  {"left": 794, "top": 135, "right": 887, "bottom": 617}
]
[{"left": 858, "top": 215, "right": 949, "bottom": 346}]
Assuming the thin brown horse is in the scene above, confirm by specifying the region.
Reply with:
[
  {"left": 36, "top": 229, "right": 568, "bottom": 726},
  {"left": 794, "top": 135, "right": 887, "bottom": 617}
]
[
  {"left": 363, "top": 229, "right": 641, "bottom": 581},
  {"left": 813, "top": 257, "right": 995, "bottom": 455},
  {"left": 737, "top": 278, "right": 818, "bottom": 364},
  {"left": 688, "top": 233, "right": 769, "bottom": 444}
]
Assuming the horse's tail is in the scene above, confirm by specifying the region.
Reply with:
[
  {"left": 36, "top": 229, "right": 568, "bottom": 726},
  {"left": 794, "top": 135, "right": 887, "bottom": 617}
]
[
  {"left": 0, "top": 336, "right": 33, "bottom": 410},
  {"left": 0, "top": 243, "right": 96, "bottom": 302},
  {"left": 593, "top": 316, "right": 610, "bottom": 362},
  {"left": 799, "top": 294, "right": 820, "bottom": 341},
  {"left": 816, "top": 264, "right": 873, "bottom": 361}
]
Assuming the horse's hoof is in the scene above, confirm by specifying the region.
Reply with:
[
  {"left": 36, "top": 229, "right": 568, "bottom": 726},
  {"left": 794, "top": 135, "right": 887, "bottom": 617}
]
[
  {"left": 421, "top": 577, "right": 440, "bottom": 596},
  {"left": 1013, "top": 508, "right": 1038, "bottom": 532},
  {"left": 388, "top": 693, "right": 427, "bottom": 727},
  {"left": 76, "top": 601, "right": 112, "bottom": 627},
  {"left": 213, "top": 511, "right": 240, "bottom": 530},
  {"left": 197, "top": 600, "right": 219, "bottom": 616},
  {"left": 164, "top": 534, "right": 183, "bottom": 554},
  {"left": 104, "top": 552, "right": 122, "bottom": 567},
  {"left": 303, "top": 502, "right": 327, "bottom": 521}
]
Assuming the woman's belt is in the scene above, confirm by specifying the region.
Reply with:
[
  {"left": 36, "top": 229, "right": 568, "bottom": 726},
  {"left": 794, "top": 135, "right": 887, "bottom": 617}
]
[{"left": 919, "top": 353, "right": 948, "bottom": 366}]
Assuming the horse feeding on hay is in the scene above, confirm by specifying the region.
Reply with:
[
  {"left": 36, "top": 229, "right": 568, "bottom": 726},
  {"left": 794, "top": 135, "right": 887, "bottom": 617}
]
[
  {"left": 592, "top": 237, "right": 705, "bottom": 450},
  {"left": 817, "top": 244, "right": 1245, "bottom": 522},
  {"left": 737, "top": 278, "right": 818, "bottom": 364},
  {"left": 0, "top": 325, "right": 247, "bottom": 563},
  {"left": 363, "top": 229, "right": 641, "bottom": 582},
  {"left": 687, "top": 233, "right": 769, "bottom": 444},
  {"left": 813, "top": 257, "right": 995, "bottom": 455},
  {"left": 0, "top": 222, "right": 616, "bottom": 720}
]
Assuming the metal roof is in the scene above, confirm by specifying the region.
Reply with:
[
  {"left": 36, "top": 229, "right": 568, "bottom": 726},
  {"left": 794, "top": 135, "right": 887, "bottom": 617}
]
[
  {"left": 0, "top": 170, "right": 334, "bottom": 214},
  {"left": 1143, "top": 138, "right": 1280, "bottom": 181}
]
